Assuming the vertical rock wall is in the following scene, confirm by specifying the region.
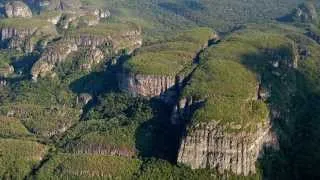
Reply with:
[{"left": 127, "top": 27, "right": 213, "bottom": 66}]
[{"left": 177, "top": 122, "right": 276, "bottom": 176}]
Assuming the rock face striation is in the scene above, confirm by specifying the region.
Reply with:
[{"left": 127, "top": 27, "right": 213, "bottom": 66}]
[
  {"left": 5, "top": 1, "right": 32, "bottom": 18},
  {"left": 31, "top": 25, "right": 142, "bottom": 79},
  {"left": 79, "top": 47, "right": 104, "bottom": 70},
  {"left": 31, "top": 41, "right": 78, "bottom": 80},
  {"left": 119, "top": 73, "right": 176, "bottom": 97},
  {"left": 177, "top": 122, "right": 276, "bottom": 175},
  {"left": 0, "top": 18, "right": 57, "bottom": 52},
  {"left": 0, "top": 27, "right": 36, "bottom": 52},
  {"left": 120, "top": 28, "right": 217, "bottom": 101},
  {"left": 64, "top": 28, "right": 142, "bottom": 52}
]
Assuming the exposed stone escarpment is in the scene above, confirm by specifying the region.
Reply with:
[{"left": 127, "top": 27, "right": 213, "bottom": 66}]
[
  {"left": 31, "top": 41, "right": 78, "bottom": 80},
  {"left": 31, "top": 25, "right": 142, "bottom": 79},
  {"left": 79, "top": 47, "right": 104, "bottom": 70},
  {"left": 174, "top": 29, "right": 301, "bottom": 176},
  {"left": 120, "top": 28, "right": 217, "bottom": 100},
  {"left": 0, "top": 26, "right": 36, "bottom": 41},
  {"left": 119, "top": 73, "right": 176, "bottom": 98},
  {"left": 63, "top": 27, "right": 142, "bottom": 53},
  {"left": 0, "top": 18, "right": 57, "bottom": 52},
  {"left": 178, "top": 122, "right": 276, "bottom": 175},
  {"left": 0, "top": 27, "right": 37, "bottom": 52},
  {"left": 5, "top": 1, "right": 32, "bottom": 18}
]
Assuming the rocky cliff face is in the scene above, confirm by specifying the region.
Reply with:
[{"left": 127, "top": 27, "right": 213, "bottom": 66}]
[
  {"left": 31, "top": 41, "right": 78, "bottom": 80},
  {"left": 119, "top": 73, "right": 176, "bottom": 98},
  {"left": 79, "top": 47, "right": 104, "bottom": 70},
  {"left": 64, "top": 29, "right": 142, "bottom": 52},
  {"left": 5, "top": 1, "right": 32, "bottom": 18},
  {"left": 177, "top": 121, "right": 277, "bottom": 175},
  {"left": 0, "top": 27, "right": 36, "bottom": 41},
  {"left": 0, "top": 27, "right": 36, "bottom": 52},
  {"left": 0, "top": 21, "right": 57, "bottom": 52},
  {"left": 31, "top": 28, "right": 141, "bottom": 79}
]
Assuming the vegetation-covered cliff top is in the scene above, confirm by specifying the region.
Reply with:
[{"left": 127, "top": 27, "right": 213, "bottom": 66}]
[
  {"left": 1, "top": 0, "right": 320, "bottom": 179},
  {"left": 0, "top": 17, "right": 53, "bottom": 30},
  {"left": 124, "top": 27, "right": 215, "bottom": 76},
  {"left": 183, "top": 28, "right": 299, "bottom": 132}
]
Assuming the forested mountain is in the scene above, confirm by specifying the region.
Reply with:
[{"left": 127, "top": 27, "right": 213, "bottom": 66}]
[{"left": 0, "top": 0, "right": 320, "bottom": 179}]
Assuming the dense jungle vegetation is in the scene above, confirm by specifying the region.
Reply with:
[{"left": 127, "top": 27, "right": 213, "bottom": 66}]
[{"left": 0, "top": 0, "right": 320, "bottom": 179}]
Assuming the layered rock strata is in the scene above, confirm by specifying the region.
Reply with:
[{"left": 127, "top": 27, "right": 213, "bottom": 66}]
[
  {"left": 119, "top": 73, "right": 176, "bottom": 97},
  {"left": 63, "top": 29, "right": 142, "bottom": 52},
  {"left": 177, "top": 122, "right": 276, "bottom": 175},
  {"left": 119, "top": 28, "right": 217, "bottom": 100}
]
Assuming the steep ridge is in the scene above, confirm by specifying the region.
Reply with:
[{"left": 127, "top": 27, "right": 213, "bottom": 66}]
[
  {"left": 176, "top": 28, "right": 303, "bottom": 175},
  {"left": 0, "top": 17, "right": 57, "bottom": 52},
  {"left": 31, "top": 23, "right": 142, "bottom": 80},
  {"left": 120, "top": 28, "right": 218, "bottom": 103}
]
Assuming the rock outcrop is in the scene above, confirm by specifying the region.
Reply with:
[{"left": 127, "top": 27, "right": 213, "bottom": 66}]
[
  {"left": 31, "top": 24, "right": 142, "bottom": 79},
  {"left": 31, "top": 41, "right": 77, "bottom": 80},
  {"left": 79, "top": 47, "right": 104, "bottom": 70},
  {"left": 177, "top": 122, "right": 276, "bottom": 175},
  {"left": 0, "top": 27, "right": 36, "bottom": 41},
  {"left": 64, "top": 28, "right": 142, "bottom": 52},
  {"left": 119, "top": 73, "right": 176, "bottom": 98},
  {"left": 5, "top": 1, "right": 32, "bottom": 18},
  {"left": 0, "top": 18, "right": 57, "bottom": 52},
  {"left": 119, "top": 28, "right": 216, "bottom": 101},
  {"left": 0, "top": 27, "right": 36, "bottom": 52}
]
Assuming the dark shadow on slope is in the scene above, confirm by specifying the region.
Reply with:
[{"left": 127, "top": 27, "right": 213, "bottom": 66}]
[
  {"left": 135, "top": 98, "right": 183, "bottom": 162},
  {"left": 241, "top": 45, "right": 320, "bottom": 179},
  {"left": 69, "top": 54, "right": 131, "bottom": 96},
  {"left": 68, "top": 55, "right": 131, "bottom": 117}
]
